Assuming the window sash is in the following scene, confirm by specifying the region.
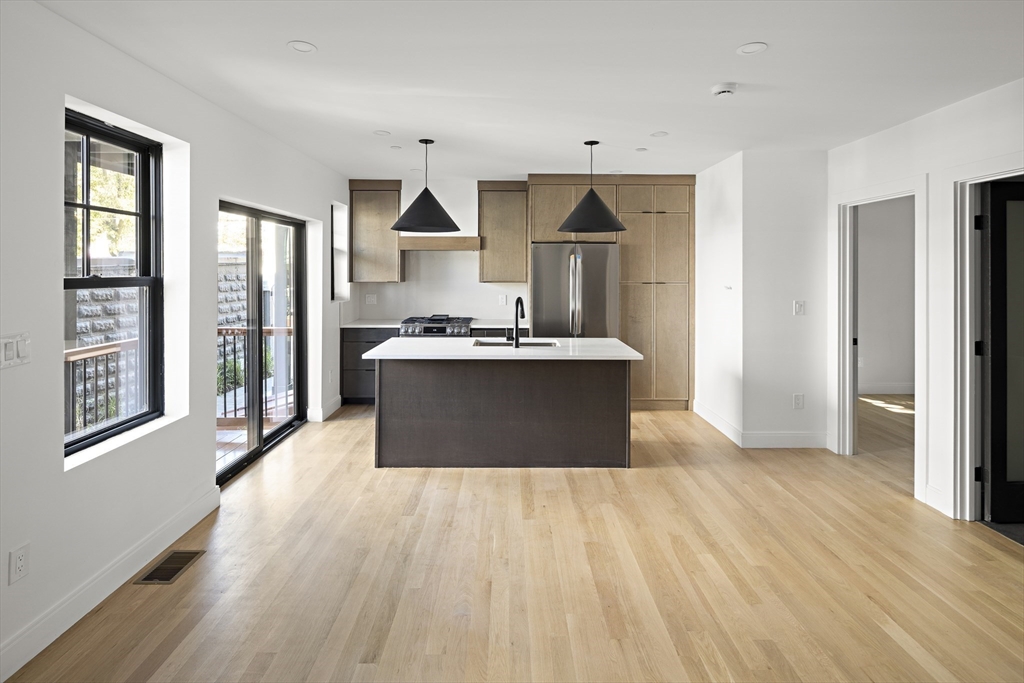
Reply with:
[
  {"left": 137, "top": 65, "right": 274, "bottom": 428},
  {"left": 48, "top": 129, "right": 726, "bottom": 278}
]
[{"left": 64, "top": 109, "right": 163, "bottom": 456}]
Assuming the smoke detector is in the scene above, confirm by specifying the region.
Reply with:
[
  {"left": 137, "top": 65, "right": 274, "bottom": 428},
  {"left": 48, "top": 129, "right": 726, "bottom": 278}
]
[{"left": 711, "top": 82, "right": 737, "bottom": 97}]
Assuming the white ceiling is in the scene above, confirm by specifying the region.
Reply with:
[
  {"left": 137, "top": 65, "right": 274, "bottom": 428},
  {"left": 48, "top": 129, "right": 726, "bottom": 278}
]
[{"left": 40, "top": 1, "right": 1024, "bottom": 179}]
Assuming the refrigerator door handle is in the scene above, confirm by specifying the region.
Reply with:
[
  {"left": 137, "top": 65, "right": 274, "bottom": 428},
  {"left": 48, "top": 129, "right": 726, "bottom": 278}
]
[
  {"left": 575, "top": 250, "right": 583, "bottom": 335},
  {"left": 568, "top": 250, "right": 576, "bottom": 335}
]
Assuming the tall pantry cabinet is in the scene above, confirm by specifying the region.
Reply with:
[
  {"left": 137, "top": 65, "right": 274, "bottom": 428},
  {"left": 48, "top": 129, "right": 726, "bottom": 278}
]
[{"left": 616, "top": 181, "right": 694, "bottom": 409}]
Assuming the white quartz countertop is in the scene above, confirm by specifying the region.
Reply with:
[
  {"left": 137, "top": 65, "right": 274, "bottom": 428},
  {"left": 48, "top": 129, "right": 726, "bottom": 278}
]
[
  {"left": 341, "top": 318, "right": 525, "bottom": 329},
  {"left": 363, "top": 337, "right": 642, "bottom": 361}
]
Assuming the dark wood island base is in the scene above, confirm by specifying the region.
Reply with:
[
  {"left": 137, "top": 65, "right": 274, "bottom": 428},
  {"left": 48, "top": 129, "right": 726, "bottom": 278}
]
[{"left": 375, "top": 359, "right": 631, "bottom": 467}]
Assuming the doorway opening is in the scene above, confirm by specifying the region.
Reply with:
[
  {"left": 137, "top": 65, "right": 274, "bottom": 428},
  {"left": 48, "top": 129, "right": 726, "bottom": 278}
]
[
  {"left": 216, "top": 201, "right": 306, "bottom": 484},
  {"left": 851, "top": 197, "right": 916, "bottom": 491}
]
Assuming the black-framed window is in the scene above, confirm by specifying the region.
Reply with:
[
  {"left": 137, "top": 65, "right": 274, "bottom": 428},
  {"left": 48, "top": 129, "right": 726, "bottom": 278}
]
[{"left": 63, "top": 109, "right": 163, "bottom": 455}]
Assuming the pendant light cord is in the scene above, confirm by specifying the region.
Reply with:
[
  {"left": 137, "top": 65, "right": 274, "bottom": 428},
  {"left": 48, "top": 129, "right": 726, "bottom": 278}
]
[
  {"left": 590, "top": 144, "right": 594, "bottom": 188},
  {"left": 424, "top": 142, "right": 429, "bottom": 188}
]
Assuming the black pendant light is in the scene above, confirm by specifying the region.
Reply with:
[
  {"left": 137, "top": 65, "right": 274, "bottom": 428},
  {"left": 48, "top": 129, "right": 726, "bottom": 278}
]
[
  {"left": 557, "top": 140, "right": 626, "bottom": 234},
  {"left": 391, "top": 139, "right": 460, "bottom": 233}
]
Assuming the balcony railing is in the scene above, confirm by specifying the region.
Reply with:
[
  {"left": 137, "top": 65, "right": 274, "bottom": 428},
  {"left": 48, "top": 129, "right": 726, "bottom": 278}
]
[
  {"left": 217, "top": 326, "right": 294, "bottom": 428},
  {"left": 64, "top": 337, "right": 141, "bottom": 439}
]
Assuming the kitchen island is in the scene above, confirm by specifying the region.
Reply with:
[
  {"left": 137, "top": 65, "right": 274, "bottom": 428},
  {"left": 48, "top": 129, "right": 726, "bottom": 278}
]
[{"left": 363, "top": 337, "right": 642, "bottom": 468}]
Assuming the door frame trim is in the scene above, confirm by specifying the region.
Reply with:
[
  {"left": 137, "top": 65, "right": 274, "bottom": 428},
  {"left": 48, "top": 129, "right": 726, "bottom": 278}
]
[{"left": 830, "top": 174, "right": 928, "bottom": 504}]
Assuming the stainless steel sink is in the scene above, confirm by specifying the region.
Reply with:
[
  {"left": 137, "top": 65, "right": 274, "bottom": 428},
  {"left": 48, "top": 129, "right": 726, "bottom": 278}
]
[{"left": 473, "top": 339, "right": 559, "bottom": 347}]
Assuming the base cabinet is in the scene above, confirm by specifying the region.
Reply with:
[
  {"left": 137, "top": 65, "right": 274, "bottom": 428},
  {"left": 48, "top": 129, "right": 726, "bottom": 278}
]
[{"left": 341, "top": 328, "right": 398, "bottom": 403}]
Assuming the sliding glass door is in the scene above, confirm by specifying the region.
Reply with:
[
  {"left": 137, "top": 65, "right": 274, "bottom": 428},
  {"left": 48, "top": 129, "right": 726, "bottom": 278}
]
[{"left": 216, "top": 202, "right": 305, "bottom": 481}]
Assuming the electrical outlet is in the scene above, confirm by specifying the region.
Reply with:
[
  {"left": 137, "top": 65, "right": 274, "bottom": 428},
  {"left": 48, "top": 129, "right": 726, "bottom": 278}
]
[
  {"left": 328, "top": 370, "right": 333, "bottom": 384},
  {"left": 9, "top": 544, "right": 29, "bottom": 584},
  {"left": 793, "top": 393, "right": 805, "bottom": 410},
  {"left": 498, "top": 295, "right": 507, "bottom": 306},
  {"left": 793, "top": 300, "right": 806, "bottom": 316},
  {"left": 364, "top": 294, "right": 377, "bottom": 305}
]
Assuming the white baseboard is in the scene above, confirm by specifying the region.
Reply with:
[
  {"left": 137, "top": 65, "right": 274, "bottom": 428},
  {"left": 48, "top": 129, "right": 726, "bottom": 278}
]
[
  {"left": 858, "top": 383, "right": 914, "bottom": 395},
  {"left": 693, "top": 401, "right": 743, "bottom": 446},
  {"left": 0, "top": 487, "right": 220, "bottom": 681},
  {"left": 308, "top": 394, "right": 341, "bottom": 422},
  {"left": 740, "top": 431, "right": 827, "bottom": 449}
]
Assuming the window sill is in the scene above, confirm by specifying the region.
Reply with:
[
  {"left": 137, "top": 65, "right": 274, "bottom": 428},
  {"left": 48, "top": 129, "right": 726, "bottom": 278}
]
[{"left": 64, "top": 412, "right": 185, "bottom": 472}]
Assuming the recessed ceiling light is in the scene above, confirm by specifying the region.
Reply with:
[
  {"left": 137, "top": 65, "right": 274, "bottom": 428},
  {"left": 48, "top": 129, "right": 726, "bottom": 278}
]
[
  {"left": 736, "top": 42, "right": 768, "bottom": 55},
  {"left": 635, "top": 148, "right": 648, "bottom": 152},
  {"left": 409, "top": 168, "right": 422, "bottom": 172},
  {"left": 390, "top": 145, "right": 402, "bottom": 150},
  {"left": 373, "top": 130, "right": 391, "bottom": 136},
  {"left": 287, "top": 40, "right": 317, "bottom": 53},
  {"left": 609, "top": 169, "right": 624, "bottom": 174},
  {"left": 711, "top": 82, "right": 738, "bottom": 97},
  {"left": 650, "top": 131, "right": 669, "bottom": 138}
]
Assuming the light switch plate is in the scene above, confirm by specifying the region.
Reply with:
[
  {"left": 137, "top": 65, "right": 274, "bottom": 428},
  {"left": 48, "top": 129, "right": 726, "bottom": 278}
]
[
  {"left": 0, "top": 332, "right": 30, "bottom": 369},
  {"left": 793, "top": 301, "right": 806, "bottom": 316},
  {"left": 364, "top": 294, "right": 377, "bottom": 306},
  {"left": 498, "top": 295, "right": 507, "bottom": 306}
]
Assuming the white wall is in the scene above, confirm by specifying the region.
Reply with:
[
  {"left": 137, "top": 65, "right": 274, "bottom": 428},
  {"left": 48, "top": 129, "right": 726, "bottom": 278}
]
[
  {"left": 827, "top": 78, "right": 1024, "bottom": 517},
  {"left": 694, "top": 152, "right": 744, "bottom": 442},
  {"left": 856, "top": 196, "right": 915, "bottom": 394},
  {"left": 0, "top": 3, "right": 347, "bottom": 677},
  {"left": 742, "top": 151, "right": 828, "bottom": 446},
  {"left": 695, "top": 150, "right": 828, "bottom": 448},
  {"left": 355, "top": 177, "right": 528, "bottom": 320}
]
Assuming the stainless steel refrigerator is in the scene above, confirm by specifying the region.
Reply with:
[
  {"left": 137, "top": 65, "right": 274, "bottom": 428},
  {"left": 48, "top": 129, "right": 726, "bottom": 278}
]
[{"left": 531, "top": 243, "right": 619, "bottom": 337}]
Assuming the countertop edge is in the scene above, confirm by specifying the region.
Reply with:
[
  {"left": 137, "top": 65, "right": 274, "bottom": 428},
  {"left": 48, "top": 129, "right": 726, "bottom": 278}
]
[{"left": 342, "top": 318, "right": 528, "bottom": 329}]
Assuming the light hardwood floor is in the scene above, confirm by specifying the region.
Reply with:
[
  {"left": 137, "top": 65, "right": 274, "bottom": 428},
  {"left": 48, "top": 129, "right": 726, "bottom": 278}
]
[{"left": 9, "top": 405, "right": 1023, "bottom": 682}]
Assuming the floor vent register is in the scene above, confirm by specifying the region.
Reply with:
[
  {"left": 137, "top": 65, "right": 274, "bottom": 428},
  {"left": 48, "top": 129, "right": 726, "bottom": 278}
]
[{"left": 134, "top": 550, "right": 205, "bottom": 585}]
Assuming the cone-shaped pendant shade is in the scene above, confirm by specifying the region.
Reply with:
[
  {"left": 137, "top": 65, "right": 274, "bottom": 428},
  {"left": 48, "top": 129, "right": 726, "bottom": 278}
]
[
  {"left": 557, "top": 188, "right": 626, "bottom": 233},
  {"left": 391, "top": 187, "right": 460, "bottom": 233}
]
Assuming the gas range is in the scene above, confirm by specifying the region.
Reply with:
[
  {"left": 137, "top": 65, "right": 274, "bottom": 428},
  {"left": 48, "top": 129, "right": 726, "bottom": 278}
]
[{"left": 399, "top": 314, "right": 473, "bottom": 337}]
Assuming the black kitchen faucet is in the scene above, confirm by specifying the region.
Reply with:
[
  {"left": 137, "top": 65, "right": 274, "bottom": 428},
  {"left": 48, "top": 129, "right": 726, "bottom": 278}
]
[{"left": 512, "top": 296, "right": 525, "bottom": 348}]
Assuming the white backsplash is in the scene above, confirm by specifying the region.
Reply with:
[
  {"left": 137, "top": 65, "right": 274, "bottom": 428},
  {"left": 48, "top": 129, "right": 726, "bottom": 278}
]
[{"left": 355, "top": 250, "right": 527, "bottom": 320}]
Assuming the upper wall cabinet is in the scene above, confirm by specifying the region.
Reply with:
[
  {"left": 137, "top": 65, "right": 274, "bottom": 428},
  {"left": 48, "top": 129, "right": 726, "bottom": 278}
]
[
  {"left": 479, "top": 181, "right": 528, "bottom": 282},
  {"left": 350, "top": 180, "right": 402, "bottom": 283},
  {"left": 529, "top": 180, "right": 617, "bottom": 243},
  {"left": 617, "top": 184, "right": 689, "bottom": 213}
]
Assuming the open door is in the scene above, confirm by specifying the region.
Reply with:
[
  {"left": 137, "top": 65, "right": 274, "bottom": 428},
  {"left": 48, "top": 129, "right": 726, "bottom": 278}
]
[{"left": 980, "top": 178, "right": 1024, "bottom": 522}]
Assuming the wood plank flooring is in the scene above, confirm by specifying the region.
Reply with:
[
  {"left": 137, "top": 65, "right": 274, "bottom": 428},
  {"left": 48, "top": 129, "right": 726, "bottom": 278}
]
[{"left": 8, "top": 405, "right": 1023, "bottom": 682}]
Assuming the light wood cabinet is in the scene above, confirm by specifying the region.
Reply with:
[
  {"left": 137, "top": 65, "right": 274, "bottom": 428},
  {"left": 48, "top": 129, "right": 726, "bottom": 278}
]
[
  {"left": 620, "top": 284, "right": 653, "bottom": 399},
  {"left": 617, "top": 184, "right": 688, "bottom": 213},
  {"left": 655, "top": 184, "right": 689, "bottom": 213},
  {"left": 479, "top": 183, "right": 527, "bottom": 282},
  {"left": 530, "top": 184, "right": 575, "bottom": 243},
  {"left": 618, "top": 212, "right": 653, "bottom": 283},
  {"left": 654, "top": 284, "right": 689, "bottom": 399},
  {"left": 350, "top": 181, "right": 402, "bottom": 283},
  {"left": 654, "top": 212, "right": 689, "bottom": 282},
  {"left": 615, "top": 183, "right": 692, "bottom": 408},
  {"left": 618, "top": 184, "right": 654, "bottom": 213}
]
